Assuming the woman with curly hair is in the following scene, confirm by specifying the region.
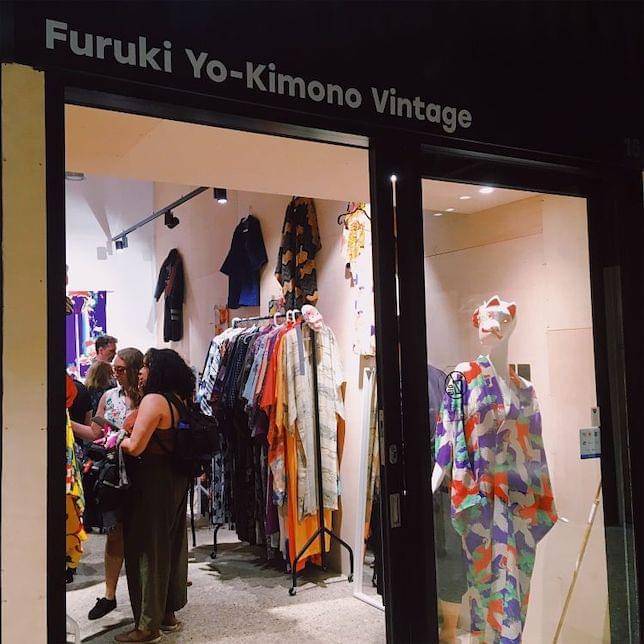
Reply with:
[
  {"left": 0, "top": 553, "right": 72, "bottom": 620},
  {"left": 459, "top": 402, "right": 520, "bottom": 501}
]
[{"left": 117, "top": 348, "right": 194, "bottom": 643}]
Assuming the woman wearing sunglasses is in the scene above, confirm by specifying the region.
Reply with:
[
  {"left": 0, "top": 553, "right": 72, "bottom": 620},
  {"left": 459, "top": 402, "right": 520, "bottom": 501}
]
[{"left": 85, "top": 347, "right": 144, "bottom": 622}]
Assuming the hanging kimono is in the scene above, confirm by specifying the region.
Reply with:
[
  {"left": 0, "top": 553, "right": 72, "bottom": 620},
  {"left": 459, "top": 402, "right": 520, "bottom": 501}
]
[
  {"left": 154, "top": 248, "right": 185, "bottom": 342},
  {"left": 66, "top": 412, "right": 87, "bottom": 571},
  {"left": 283, "top": 324, "right": 345, "bottom": 519},
  {"left": 434, "top": 356, "right": 557, "bottom": 644},
  {"left": 342, "top": 204, "right": 376, "bottom": 356},
  {"left": 220, "top": 215, "right": 268, "bottom": 309},
  {"left": 275, "top": 197, "right": 321, "bottom": 310}
]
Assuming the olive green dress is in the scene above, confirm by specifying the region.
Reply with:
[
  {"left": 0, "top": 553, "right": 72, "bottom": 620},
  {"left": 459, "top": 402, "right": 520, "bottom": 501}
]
[{"left": 123, "top": 429, "right": 191, "bottom": 631}]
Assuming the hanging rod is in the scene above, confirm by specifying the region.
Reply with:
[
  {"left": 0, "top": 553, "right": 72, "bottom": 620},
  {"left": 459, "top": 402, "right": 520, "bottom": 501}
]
[
  {"left": 111, "top": 186, "right": 209, "bottom": 242},
  {"left": 231, "top": 310, "right": 301, "bottom": 327}
]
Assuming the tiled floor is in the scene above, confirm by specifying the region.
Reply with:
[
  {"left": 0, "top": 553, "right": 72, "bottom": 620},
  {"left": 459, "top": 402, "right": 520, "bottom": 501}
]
[{"left": 66, "top": 524, "right": 385, "bottom": 643}]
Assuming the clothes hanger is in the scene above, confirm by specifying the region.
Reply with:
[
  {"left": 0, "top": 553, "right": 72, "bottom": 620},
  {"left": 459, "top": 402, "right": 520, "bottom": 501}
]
[{"left": 337, "top": 202, "right": 351, "bottom": 227}]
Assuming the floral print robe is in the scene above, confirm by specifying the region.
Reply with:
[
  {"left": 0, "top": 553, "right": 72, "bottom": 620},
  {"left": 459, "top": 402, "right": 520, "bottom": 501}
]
[{"left": 435, "top": 356, "right": 557, "bottom": 644}]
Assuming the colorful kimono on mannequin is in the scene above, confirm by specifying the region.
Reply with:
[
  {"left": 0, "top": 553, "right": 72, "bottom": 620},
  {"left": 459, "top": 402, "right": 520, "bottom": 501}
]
[{"left": 435, "top": 356, "right": 557, "bottom": 644}]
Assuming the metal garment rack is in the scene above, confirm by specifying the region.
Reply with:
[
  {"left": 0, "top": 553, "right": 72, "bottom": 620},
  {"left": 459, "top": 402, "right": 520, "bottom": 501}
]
[{"left": 288, "top": 324, "right": 354, "bottom": 596}]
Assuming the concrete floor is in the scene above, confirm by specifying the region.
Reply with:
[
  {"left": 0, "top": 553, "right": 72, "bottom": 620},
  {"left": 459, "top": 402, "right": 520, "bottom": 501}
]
[{"left": 66, "top": 523, "right": 386, "bottom": 643}]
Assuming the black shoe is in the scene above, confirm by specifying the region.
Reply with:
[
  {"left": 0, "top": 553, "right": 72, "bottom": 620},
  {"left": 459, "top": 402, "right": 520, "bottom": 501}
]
[
  {"left": 88, "top": 597, "right": 117, "bottom": 620},
  {"left": 65, "top": 567, "right": 75, "bottom": 584}
]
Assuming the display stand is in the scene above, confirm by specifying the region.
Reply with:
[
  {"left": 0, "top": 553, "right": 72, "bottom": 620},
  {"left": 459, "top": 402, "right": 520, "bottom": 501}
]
[{"left": 288, "top": 326, "right": 354, "bottom": 596}]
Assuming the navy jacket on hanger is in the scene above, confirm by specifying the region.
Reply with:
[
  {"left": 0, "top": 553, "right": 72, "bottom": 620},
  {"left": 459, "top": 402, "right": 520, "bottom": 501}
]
[{"left": 221, "top": 215, "right": 268, "bottom": 308}]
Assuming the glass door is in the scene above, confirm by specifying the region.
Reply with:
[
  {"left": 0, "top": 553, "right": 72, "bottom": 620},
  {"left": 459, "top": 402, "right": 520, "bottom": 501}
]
[{"left": 377, "top": 144, "right": 639, "bottom": 643}]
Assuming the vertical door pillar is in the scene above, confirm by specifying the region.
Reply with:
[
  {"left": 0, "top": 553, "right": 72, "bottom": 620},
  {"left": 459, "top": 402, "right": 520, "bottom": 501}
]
[{"left": 1, "top": 62, "right": 49, "bottom": 643}]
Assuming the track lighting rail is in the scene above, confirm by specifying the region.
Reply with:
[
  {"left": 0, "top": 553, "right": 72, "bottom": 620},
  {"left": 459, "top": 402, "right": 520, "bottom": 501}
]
[{"left": 111, "top": 186, "right": 209, "bottom": 243}]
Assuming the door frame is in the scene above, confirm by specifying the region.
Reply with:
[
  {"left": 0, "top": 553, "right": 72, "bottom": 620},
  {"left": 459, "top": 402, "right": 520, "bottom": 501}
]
[
  {"left": 40, "top": 70, "right": 642, "bottom": 642},
  {"left": 45, "top": 75, "right": 413, "bottom": 644}
]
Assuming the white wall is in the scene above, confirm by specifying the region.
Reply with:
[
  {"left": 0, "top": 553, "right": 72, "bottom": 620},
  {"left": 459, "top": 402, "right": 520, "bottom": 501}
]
[
  {"left": 424, "top": 194, "right": 608, "bottom": 643},
  {"left": 65, "top": 175, "right": 158, "bottom": 355},
  {"left": 154, "top": 185, "right": 372, "bottom": 573}
]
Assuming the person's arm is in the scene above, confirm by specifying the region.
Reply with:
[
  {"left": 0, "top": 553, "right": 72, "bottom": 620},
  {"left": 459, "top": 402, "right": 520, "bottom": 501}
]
[
  {"left": 83, "top": 410, "right": 92, "bottom": 426},
  {"left": 121, "top": 395, "right": 163, "bottom": 457},
  {"left": 71, "top": 419, "right": 102, "bottom": 441},
  {"left": 90, "top": 392, "right": 109, "bottom": 437}
]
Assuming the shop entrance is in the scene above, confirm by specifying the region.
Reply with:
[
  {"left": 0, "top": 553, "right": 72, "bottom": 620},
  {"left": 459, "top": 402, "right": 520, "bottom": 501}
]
[{"left": 62, "top": 105, "right": 398, "bottom": 643}]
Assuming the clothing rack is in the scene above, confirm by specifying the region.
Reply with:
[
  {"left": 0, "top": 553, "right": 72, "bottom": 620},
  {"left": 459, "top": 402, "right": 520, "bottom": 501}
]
[
  {"left": 288, "top": 324, "right": 354, "bottom": 596},
  {"left": 207, "top": 311, "right": 354, "bottom": 593}
]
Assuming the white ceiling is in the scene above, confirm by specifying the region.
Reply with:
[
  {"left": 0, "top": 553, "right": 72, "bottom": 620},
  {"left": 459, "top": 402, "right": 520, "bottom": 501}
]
[
  {"left": 66, "top": 106, "right": 538, "bottom": 213},
  {"left": 421, "top": 180, "right": 538, "bottom": 215}
]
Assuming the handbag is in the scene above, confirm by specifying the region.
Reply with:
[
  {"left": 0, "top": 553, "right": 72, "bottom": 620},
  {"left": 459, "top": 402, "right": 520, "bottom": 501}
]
[{"left": 84, "top": 439, "right": 130, "bottom": 512}]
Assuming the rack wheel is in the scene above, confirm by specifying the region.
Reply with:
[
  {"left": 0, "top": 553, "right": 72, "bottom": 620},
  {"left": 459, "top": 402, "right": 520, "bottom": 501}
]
[
  {"left": 210, "top": 552, "right": 217, "bottom": 560},
  {"left": 348, "top": 574, "right": 354, "bottom": 583},
  {"left": 289, "top": 587, "right": 297, "bottom": 596}
]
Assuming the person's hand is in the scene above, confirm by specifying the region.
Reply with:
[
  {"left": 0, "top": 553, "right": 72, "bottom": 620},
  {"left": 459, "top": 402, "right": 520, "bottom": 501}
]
[
  {"left": 120, "top": 436, "right": 131, "bottom": 454},
  {"left": 123, "top": 410, "right": 138, "bottom": 434}
]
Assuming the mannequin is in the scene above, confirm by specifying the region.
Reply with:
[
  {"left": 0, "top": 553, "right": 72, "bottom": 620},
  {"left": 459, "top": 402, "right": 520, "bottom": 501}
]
[
  {"left": 432, "top": 295, "right": 516, "bottom": 493},
  {"left": 432, "top": 296, "right": 557, "bottom": 643}
]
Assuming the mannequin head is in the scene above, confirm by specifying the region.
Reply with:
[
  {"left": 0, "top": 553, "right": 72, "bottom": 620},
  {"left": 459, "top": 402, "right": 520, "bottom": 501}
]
[
  {"left": 302, "top": 304, "right": 324, "bottom": 331},
  {"left": 472, "top": 295, "right": 517, "bottom": 349}
]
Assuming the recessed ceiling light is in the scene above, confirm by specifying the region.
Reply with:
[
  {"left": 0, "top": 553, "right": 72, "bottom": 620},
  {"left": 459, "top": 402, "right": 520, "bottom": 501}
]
[
  {"left": 479, "top": 187, "right": 495, "bottom": 194},
  {"left": 446, "top": 208, "right": 455, "bottom": 212},
  {"left": 433, "top": 212, "right": 443, "bottom": 217},
  {"left": 459, "top": 195, "right": 471, "bottom": 200}
]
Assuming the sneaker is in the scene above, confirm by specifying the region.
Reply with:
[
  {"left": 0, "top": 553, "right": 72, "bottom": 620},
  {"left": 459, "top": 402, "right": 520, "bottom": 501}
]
[
  {"left": 88, "top": 597, "right": 117, "bottom": 620},
  {"left": 160, "top": 621, "right": 182, "bottom": 633}
]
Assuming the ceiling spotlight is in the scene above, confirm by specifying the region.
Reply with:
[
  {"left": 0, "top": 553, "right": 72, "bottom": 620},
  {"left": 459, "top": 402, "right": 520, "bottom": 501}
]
[
  {"left": 164, "top": 210, "right": 180, "bottom": 229},
  {"left": 65, "top": 171, "right": 85, "bottom": 181},
  {"left": 115, "top": 235, "right": 128, "bottom": 251},
  {"left": 459, "top": 195, "right": 472, "bottom": 200},
  {"left": 433, "top": 212, "right": 444, "bottom": 217},
  {"left": 479, "top": 187, "right": 495, "bottom": 194},
  {"left": 446, "top": 208, "right": 455, "bottom": 212},
  {"left": 214, "top": 187, "right": 228, "bottom": 204}
]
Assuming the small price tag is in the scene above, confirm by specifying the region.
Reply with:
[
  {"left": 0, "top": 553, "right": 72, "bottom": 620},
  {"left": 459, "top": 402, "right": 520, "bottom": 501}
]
[{"left": 580, "top": 428, "right": 601, "bottom": 459}]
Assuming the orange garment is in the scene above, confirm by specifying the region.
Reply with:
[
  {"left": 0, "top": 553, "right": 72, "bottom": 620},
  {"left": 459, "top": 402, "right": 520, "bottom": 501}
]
[
  {"left": 66, "top": 373, "right": 77, "bottom": 408},
  {"left": 262, "top": 326, "right": 293, "bottom": 508}
]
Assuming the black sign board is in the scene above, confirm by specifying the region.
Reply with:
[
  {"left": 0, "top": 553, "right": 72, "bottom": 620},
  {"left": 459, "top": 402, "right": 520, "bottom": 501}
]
[{"left": 2, "top": 1, "right": 642, "bottom": 165}]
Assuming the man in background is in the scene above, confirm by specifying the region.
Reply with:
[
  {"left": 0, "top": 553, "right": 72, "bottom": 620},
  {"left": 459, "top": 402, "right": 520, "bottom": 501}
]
[{"left": 95, "top": 335, "right": 118, "bottom": 364}]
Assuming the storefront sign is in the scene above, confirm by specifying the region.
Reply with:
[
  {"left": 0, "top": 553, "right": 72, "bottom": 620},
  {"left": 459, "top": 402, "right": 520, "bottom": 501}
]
[
  {"left": 3, "top": 2, "right": 641, "bottom": 163},
  {"left": 45, "top": 18, "right": 473, "bottom": 135}
]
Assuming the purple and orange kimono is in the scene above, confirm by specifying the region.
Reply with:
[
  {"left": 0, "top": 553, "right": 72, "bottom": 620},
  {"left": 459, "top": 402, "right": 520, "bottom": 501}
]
[{"left": 435, "top": 356, "right": 557, "bottom": 644}]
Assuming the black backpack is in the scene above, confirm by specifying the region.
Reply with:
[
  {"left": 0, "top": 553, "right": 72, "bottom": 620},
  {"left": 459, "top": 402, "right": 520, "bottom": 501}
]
[{"left": 159, "top": 392, "right": 220, "bottom": 477}]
